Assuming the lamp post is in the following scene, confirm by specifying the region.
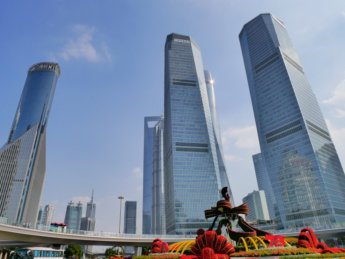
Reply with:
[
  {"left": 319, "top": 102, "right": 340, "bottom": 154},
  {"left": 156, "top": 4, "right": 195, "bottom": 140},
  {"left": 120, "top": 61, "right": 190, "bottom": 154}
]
[{"left": 118, "top": 196, "right": 124, "bottom": 233}]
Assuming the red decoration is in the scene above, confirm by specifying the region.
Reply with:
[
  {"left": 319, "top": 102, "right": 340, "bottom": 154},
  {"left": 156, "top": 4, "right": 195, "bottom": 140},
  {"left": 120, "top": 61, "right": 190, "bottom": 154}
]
[
  {"left": 297, "top": 227, "right": 345, "bottom": 254},
  {"left": 201, "top": 247, "right": 215, "bottom": 259},
  {"left": 190, "top": 230, "right": 234, "bottom": 259},
  {"left": 151, "top": 238, "right": 169, "bottom": 253},
  {"left": 265, "top": 234, "right": 286, "bottom": 247}
]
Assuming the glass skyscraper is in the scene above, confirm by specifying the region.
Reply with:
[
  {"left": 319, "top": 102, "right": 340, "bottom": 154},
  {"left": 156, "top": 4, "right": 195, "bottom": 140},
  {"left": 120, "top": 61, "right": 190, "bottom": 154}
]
[
  {"left": 205, "top": 71, "right": 232, "bottom": 198},
  {"left": 0, "top": 62, "right": 60, "bottom": 226},
  {"left": 240, "top": 14, "right": 345, "bottom": 228},
  {"left": 243, "top": 190, "right": 270, "bottom": 222},
  {"left": 64, "top": 201, "right": 83, "bottom": 231},
  {"left": 124, "top": 201, "right": 137, "bottom": 234},
  {"left": 143, "top": 116, "right": 165, "bottom": 234},
  {"left": 80, "top": 190, "right": 96, "bottom": 231},
  {"left": 164, "top": 33, "right": 232, "bottom": 234},
  {"left": 252, "top": 153, "right": 275, "bottom": 219},
  {"left": 40, "top": 204, "right": 54, "bottom": 226}
]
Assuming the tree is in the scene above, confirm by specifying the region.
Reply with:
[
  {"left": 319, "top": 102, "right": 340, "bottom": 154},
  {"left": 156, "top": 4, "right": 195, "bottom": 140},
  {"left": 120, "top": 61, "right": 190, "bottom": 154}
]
[
  {"left": 64, "top": 244, "right": 83, "bottom": 259},
  {"left": 105, "top": 247, "right": 123, "bottom": 258}
]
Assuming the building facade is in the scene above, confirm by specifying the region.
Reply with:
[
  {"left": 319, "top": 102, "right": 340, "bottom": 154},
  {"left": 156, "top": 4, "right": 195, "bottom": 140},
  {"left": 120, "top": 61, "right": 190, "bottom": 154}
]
[
  {"left": 164, "top": 33, "right": 232, "bottom": 234},
  {"left": 205, "top": 71, "right": 232, "bottom": 197},
  {"left": 240, "top": 14, "right": 345, "bottom": 228},
  {"left": 243, "top": 190, "right": 270, "bottom": 222},
  {"left": 151, "top": 118, "right": 165, "bottom": 234},
  {"left": 252, "top": 153, "right": 275, "bottom": 219},
  {"left": 143, "top": 116, "right": 165, "bottom": 234},
  {"left": 40, "top": 204, "right": 54, "bottom": 226},
  {"left": 80, "top": 191, "right": 96, "bottom": 231},
  {"left": 124, "top": 201, "right": 137, "bottom": 234},
  {"left": 0, "top": 62, "right": 60, "bottom": 226},
  {"left": 64, "top": 201, "right": 83, "bottom": 231}
]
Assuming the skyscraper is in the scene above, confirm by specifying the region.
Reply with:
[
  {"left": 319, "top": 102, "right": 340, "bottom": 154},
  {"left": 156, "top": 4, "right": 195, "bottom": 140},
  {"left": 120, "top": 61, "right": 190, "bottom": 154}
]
[
  {"left": 124, "top": 201, "right": 137, "bottom": 234},
  {"left": 240, "top": 14, "right": 345, "bottom": 228},
  {"left": 143, "top": 116, "right": 165, "bottom": 234},
  {"left": 80, "top": 190, "right": 96, "bottom": 231},
  {"left": 252, "top": 153, "right": 275, "bottom": 219},
  {"left": 37, "top": 207, "right": 43, "bottom": 224},
  {"left": 64, "top": 201, "right": 83, "bottom": 231},
  {"left": 204, "top": 71, "right": 232, "bottom": 197},
  {"left": 243, "top": 190, "right": 270, "bottom": 222},
  {"left": 164, "top": 33, "right": 232, "bottom": 234},
  {"left": 0, "top": 62, "right": 60, "bottom": 226},
  {"left": 40, "top": 204, "right": 54, "bottom": 226}
]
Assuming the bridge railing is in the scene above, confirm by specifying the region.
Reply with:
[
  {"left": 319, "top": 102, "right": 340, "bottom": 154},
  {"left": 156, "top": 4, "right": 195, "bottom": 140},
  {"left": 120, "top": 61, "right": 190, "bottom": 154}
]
[
  {"left": 1, "top": 216, "right": 345, "bottom": 239},
  {"left": 0, "top": 220, "right": 195, "bottom": 239}
]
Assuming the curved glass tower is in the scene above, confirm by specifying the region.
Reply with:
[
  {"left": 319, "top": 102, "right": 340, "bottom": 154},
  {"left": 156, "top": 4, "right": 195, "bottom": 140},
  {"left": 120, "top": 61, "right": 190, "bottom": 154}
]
[
  {"left": 205, "top": 71, "right": 232, "bottom": 199},
  {"left": 240, "top": 14, "right": 345, "bottom": 228},
  {"left": 164, "top": 33, "right": 232, "bottom": 234},
  {"left": 0, "top": 62, "right": 60, "bottom": 226}
]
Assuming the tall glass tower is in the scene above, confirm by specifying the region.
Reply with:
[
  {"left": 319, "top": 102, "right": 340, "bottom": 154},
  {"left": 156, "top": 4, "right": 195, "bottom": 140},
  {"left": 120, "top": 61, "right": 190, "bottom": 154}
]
[
  {"left": 142, "top": 116, "right": 165, "bottom": 234},
  {"left": 205, "top": 71, "right": 232, "bottom": 197},
  {"left": 64, "top": 201, "right": 83, "bottom": 231},
  {"left": 0, "top": 62, "right": 60, "bottom": 226},
  {"left": 240, "top": 14, "right": 345, "bottom": 228},
  {"left": 81, "top": 190, "right": 96, "bottom": 231},
  {"left": 252, "top": 153, "right": 275, "bottom": 219},
  {"left": 124, "top": 201, "right": 137, "bottom": 234},
  {"left": 164, "top": 33, "right": 232, "bottom": 234}
]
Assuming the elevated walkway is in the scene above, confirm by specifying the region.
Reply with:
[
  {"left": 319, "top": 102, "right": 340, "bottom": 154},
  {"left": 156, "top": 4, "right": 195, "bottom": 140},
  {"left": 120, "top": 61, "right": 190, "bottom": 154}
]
[{"left": 0, "top": 223, "right": 193, "bottom": 247}]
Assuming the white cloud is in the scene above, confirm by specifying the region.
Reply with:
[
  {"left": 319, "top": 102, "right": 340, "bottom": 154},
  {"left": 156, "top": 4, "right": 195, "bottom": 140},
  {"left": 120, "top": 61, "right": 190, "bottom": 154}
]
[
  {"left": 224, "top": 153, "right": 238, "bottom": 162},
  {"left": 323, "top": 78, "right": 345, "bottom": 106},
  {"left": 222, "top": 125, "right": 259, "bottom": 150},
  {"left": 131, "top": 167, "right": 142, "bottom": 178},
  {"left": 60, "top": 25, "right": 111, "bottom": 63},
  {"left": 221, "top": 125, "right": 260, "bottom": 204},
  {"left": 322, "top": 79, "right": 345, "bottom": 119},
  {"left": 333, "top": 108, "right": 345, "bottom": 118},
  {"left": 325, "top": 119, "right": 345, "bottom": 160}
]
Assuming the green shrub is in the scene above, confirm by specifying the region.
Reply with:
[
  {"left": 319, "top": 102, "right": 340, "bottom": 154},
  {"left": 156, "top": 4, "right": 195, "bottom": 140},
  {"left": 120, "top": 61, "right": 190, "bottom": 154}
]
[
  {"left": 231, "top": 247, "right": 320, "bottom": 257},
  {"left": 281, "top": 253, "right": 345, "bottom": 258},
  {"left": 134, "top": 253, "right": 180, "bottom": 259}
]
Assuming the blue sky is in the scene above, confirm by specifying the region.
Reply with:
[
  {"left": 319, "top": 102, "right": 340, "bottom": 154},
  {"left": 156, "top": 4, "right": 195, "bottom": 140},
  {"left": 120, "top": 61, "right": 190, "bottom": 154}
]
[{"left": 1, "top": 1, "right": 345, "bottom": 233}]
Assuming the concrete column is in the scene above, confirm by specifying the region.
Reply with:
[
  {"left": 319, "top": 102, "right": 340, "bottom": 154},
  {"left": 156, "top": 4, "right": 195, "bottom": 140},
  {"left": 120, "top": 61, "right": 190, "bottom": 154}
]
[{"left": 135, "top": 247, "right": 142, "bottom": 256}]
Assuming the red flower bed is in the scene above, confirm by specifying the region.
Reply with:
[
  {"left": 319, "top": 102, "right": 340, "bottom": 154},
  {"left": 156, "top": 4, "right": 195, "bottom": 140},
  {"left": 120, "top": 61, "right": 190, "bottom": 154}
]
[
  {"left": 189, "top": 230, "right": 234, "bottom": 259},
  {"left": 297, "top": 228, "right": 345, "bottom": 254}
]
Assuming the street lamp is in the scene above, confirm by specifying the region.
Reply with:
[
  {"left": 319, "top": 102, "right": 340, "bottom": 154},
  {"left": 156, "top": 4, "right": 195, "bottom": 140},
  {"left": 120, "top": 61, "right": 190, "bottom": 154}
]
[{"left": 118, "top": 196, "right": 124, "bottom": 233}]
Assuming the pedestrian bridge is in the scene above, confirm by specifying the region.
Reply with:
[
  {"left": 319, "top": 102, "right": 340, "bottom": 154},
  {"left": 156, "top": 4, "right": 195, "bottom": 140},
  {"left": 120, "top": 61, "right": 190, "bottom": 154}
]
[
  {"left": 0, "top": 223, "right": 194, "bottom": 247},
  {"left": 0, "top": 223, "right": 345, "bottom": 248}
]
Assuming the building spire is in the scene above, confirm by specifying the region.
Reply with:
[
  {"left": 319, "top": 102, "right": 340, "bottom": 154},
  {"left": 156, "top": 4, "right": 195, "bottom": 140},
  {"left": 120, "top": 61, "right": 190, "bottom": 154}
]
[{"left": 91, "top": 189, "right": 94, "bottom": 203}]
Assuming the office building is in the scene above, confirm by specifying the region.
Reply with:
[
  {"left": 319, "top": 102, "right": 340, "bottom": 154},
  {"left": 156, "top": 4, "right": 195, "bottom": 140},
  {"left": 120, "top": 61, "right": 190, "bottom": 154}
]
[
  {"left": 252, "top": 153, "right": 275, "bottom": 219},
  {"left": 142, "top": 117, "right": 156, "bottom": 234},
  {"left": 240, "top": 14, "right": 345, "bottom": 228},
  {"left": 80, "top": 191, "right": 96, "bottom": 231},
  {"left": 143, "top": 116, "right": 165, "bottom": 234},
  {"left": 37, "top": 207, "right": 43, "bottom": 224},
  {"left": 243, "top": 190, "right": 270, "bottom": 222},
  {"left": 205, "top": 71, "right": 232, "bottom": 194},
  {"left": 151, "top": 117, "right": 165, "bottom": 234},
  {"left": 64, "top": 201, "right": 83, "bottom": 231},
  {"left": 40, "top": 204, "right": 54, "bottom": 226},
  {"left": 85, "top": 190, "right": 96, "bottom": 219},
  {"left": 124, "top": 201, "right": 136, "bottom": 234},
  {"left": 0, "top": 62, "right": 60, "bottom": 226},
  {"left": 164, "top": 33, "right": 232, "bottom": 234}
]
